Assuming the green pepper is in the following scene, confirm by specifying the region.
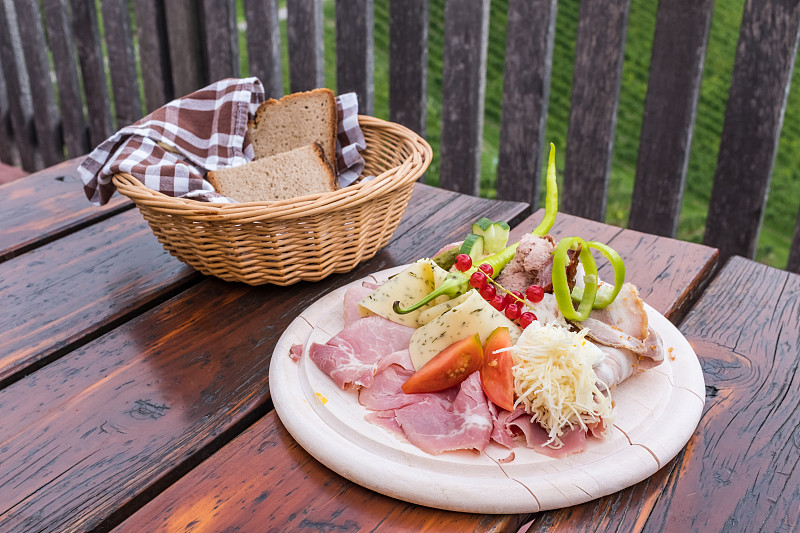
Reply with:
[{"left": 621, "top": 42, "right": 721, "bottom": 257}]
[
  {"left": 392, "top": 242, "right": 520, "bottom": 315},
  {"left": 552, "top": 237, "right": 598, "bottom": 321},
  {"left": 569, "top": 241, "right": 625, "bottom": 309},
  {"left": 532, "top": 143, "right": 558, "bottom": 237}
]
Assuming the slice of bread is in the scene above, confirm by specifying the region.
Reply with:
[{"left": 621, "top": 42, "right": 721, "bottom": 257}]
[
  {"left": 207, "top": 143, "right": 336, "bottom": 202},
  {"left": 248, "top": 88, "right": 338, "bottom": 169}
]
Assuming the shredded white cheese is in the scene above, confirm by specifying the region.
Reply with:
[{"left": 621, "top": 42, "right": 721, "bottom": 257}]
[{"left": 510, "top": 321, "right": 614, "bottom": 448}]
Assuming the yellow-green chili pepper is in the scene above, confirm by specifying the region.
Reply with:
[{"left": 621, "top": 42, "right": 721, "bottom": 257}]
[
  {"left": 532, "top": 142, "right": 558, "bottom": 237},
  {"left": 569, "top": 241, "right": 626, "bottom": 309},
  {"left": 552, "top": 237, "right": 598, "bottom": 321}
]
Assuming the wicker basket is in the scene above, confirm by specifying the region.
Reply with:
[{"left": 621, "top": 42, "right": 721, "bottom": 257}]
[{"left": 113, "top": 116, "right": 432, "bottom": 285}]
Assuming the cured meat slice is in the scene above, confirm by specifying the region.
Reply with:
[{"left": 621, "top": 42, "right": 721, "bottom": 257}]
[
  {"left": 342, "top": 282, "right": 377, "bottom": 327},
  {"left": 494, "top": 408, "right": 590, "bottom": 458},
  {"left": 358, "top": 363, "right": 457, "bottom": 411},
  {"left": 393, "top": 372, "right": 493, "bottom": 455},
  {"left": 308, "top": 316, "right": 415, "bottom": 389}
]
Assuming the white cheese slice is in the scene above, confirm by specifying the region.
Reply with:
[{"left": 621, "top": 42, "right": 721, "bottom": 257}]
[
  {"left": 409, "top": 290, "right": 523, "bottom": 370},
  {"left": 416, "top": 292, "right": 471, "bottom": 326}
]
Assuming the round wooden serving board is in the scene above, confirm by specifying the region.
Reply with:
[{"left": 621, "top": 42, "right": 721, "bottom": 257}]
[{"left": 269, "top": 266, "right": 705, "bottom": 513}]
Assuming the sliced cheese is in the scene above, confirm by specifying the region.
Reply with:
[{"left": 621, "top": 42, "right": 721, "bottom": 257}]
[
  {"left": 409, "top": 290, "right": 522, "bottom": 370},
  {"left": 416, "top": 292, "right": 471, "bottom": 326},
  {"left": 358, "top": 259, "right": 443, "bottom": 327}
]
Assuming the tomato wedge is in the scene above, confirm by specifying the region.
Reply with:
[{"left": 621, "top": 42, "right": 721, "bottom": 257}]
[
  {"left": 480, "top": 326, "right": 514, "bottom": 411},
  {"left": 401, "top": 333, "right": 483, "bottom": 394}
]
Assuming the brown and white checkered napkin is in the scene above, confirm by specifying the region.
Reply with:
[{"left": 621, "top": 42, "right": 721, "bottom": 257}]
[{"left": 79, "top": 77, "right": 367, "bottom": 205}]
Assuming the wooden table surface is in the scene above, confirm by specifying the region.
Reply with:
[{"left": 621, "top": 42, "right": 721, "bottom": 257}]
[{"left": 1, "top": 159, "right": 797, "bottom": 532}]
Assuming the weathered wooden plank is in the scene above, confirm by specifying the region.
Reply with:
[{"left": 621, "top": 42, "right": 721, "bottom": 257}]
[
  {"left": 704, "top": 0, "right": 800, "bottom": 261},
  {"left": 389, "top": 0, "right": 428, "bottom": 137},
  {"left": 0, "top": 39, "right": 19, "bottom": 165},
  {"left": 336, "top": 0, "right": 374, "bottom": 115},
  {"left": 562, "top": 0, "right": 630, "bottom": 221},
  {"left": 286, "top": 0, "right": 324, "bottom": 92},
  {"left": 0, "top": 158, "right": 130, "bottom": 262},
  {"left": 0, "top": 208, "right": 199, "bottom": 387},
  {"left": 132, "top": 0, "right": 173, "bottom": 112},
  {"left": 113, "top": 210, "right": 717, "bottom": 533},
  {"left": 0, "top": 185, "right": 527, "bottom": 533},
  {"left": 101, "top": 0, "right": 143, "bottom": 128},
  {"left": 69, "top": 0, "right": 114, "bottom": 148},
  {"left": 201, "top": 0, "right": 239, "bottom": 82},
  {"left": 495, "top": 0, "right": 557, "bottom": 209},
  {"left": 243, "top": 0, "right": 283, "bottom": 98},
  {"left": 14, "top": 0, "right": 63, "bottom": 166},
  {"left": 644, "top": 257, "right": 799, "bottom": 531},
  {"left": 0, "top": 0, "right": 38, "bottom": 170},
  {"left": 42, "top": 0, "right": 90, "bottom": 159},
  {"left": 628, "top": 0, "right": 714, "bottom": 237},
  {"left": 790, "top": 209, "right": 800, "bottom": 273},
  {"left": 163, "top": 0, "right": 206, "bottom": 97},
  {"left": 438, "top": 0, "right": 490, "bottom": 196}
]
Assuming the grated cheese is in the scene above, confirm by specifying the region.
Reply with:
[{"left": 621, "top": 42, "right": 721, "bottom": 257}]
[{"left": 510, "top": 321, "right": 614, "bottom": 447}]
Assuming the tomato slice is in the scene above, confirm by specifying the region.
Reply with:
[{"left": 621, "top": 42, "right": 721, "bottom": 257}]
[
  {"left": 480, "top": 326, "right": 514, "bottom": 411},
  {"left": 401, "top": 333, "right": 483, "bottom": 394}
]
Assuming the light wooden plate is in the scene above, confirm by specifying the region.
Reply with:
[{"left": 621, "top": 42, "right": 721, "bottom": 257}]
[{"left": 269, "top": 266, "right": 705, "bottom": 513}]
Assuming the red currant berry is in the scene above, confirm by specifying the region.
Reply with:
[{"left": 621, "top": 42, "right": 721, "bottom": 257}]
[
  {"left": 505, "top": 303, "right": 521, "bottom": 320},
  {"left": 490, "top": 294, "right": 506, "bottom": 311},
  {"left": 519, "top": 312, "right": 537, "bottom": 328},
  {"left": 503, "top": 290, "right": 523, "bottom": 307},
  {"left": 479, "top": 283, "right": 496, "bottom": 300},
  {"left": 526, "top": 284, "right": 545, "bottom": 303},
  {"left": 469, "top": 271, "right": 488, "bottom": 289},
  {"left": 454, "top": 253, "right": 473, "bottom": 272},
  {"left": 479, "top": 263, "right": 494, "bottom": 276}
]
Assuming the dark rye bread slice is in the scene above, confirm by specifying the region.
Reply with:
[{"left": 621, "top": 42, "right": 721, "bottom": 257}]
[
  {"left": 206, "top": 143, "right": 337, "bottom": 202},
  {"left": 247, "top": 88, "right": 338, "bottom": 169}
]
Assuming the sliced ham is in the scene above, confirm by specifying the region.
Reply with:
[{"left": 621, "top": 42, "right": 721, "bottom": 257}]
[
  {"left": 308, "top": 316, "right": 415, "bottom": 389},
  {"left": 393, "top": 372, "right": 493, "bottom": 455},
  {"left": 494, "top": 407, "right": 590, "bottom": 458},
  {"left": 358, "top": 363, "right": 457, "bottom": 411},
  {"left": 343, "top": 282, "right": 378, "bottom": 327}
]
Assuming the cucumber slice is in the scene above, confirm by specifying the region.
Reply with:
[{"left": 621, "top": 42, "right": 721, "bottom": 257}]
[
  {"left": 483, "top": 222, "right": 511, "bottom": 254},
  {"left": 459, "top": 233, "right": 485, "bottom": 262},
  {"left": 472, "top": 217, "right": 493, "bottom": 235}
]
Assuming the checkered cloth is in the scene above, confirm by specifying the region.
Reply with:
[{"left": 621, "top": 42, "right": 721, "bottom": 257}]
[{"left": 79, "top": 77, "right": 367, "bottom": 205}]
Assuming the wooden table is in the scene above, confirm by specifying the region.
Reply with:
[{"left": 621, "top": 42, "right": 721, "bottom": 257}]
[{"left": 1, "top": 159, "right": 797, "bottom": 532}]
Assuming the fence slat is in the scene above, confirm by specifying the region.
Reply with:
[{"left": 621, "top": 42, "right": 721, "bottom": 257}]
[
  {"left": 0, "top": 52, "right": 16, "bottom": 165},
  {"left": 495, "top": 0, "right": 557, "bottom": 208},
  {"left": 164, "top": 0, "right": 206, "bottom": 97},
  {"left": 562, "top": 0, "right": 630, "bottom": 221},
  {"left": 438, "top": 0, "right": 490, "bottom": 196},
  {"left": 201, "top": 0, "right": 239, "bottom": 82},
  {"left": 790, "top": 211, "right": 800, "bottom": 273},
  {"left": 69, "top": 0, "right": 113, "bottom": 149},
  {"left": 629, "top": 0, "right": 713, "bottom": 238},
  {"left": 336, "top": 0, "right": 374, "bottom": 115},
  {"left": 42, "top": 0, "right": 89, "bottom": 158},
  {"left": 704, "top": 0, "right": 800, "bottom": 261},
  {"left": 0, "top": 0, "right": 37, "bottom": 170},
  {"left": 15, "top": 0, "right": 63, "bottom": 166},
  {"left": 389, "top": 0, "right": 428, "bottom": 137},
  {"left": 286, "top": 0, "right": 324, "bottom": 92},
  {"left": 132, "top": 0, "right": 172, "bottom": 113},
  {"left": 100, "top": 0, "right": 143, "bottom": 128},
  {"left": 243, "top": 0, "right": 283, "bottom": 98}
]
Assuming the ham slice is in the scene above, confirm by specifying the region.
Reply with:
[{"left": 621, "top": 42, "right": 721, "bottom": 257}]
[
  {"left": 308, "top": 316, "right": 415, "bottom": 389},
  {"left": 343, "top": 282, "right": 378, "bottom": 327},
  {"left": 494, "top": 407, "right": 591, "bottom": 458}
]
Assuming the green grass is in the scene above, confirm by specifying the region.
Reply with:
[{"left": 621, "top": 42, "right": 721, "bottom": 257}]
[{"left": 238, "top": 0, "right": 800, "bottom": 268}]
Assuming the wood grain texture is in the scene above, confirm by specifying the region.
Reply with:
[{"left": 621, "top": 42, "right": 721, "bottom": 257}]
[
  {"left": 790, "top": 208, "right": 800, "bottom": 273},
  {"left": 286, "top": 0, "right": 324, "bottom": 92},
  {"left": 101, "top": 0, "right": 143, "bottom": 128},
  {"left": 0, "top": 158, "right": 129, "bottom": 262},
  {"left": 164, "top": 0, "right": 206, "bottom": 97},
  {"left": 0, "top": 0, "right": 38, "bottom": 170},
  {"left": 389, "top": 0, "right": 428, "bottom": 137},
  {"left": 243, "top": 0, "right": 283, "bottom": 98},
  {"left": 0, "top": 208, "right": 199, "bottom": 386},
  {"left": 42, "top": 0, "right": 90, "bottom": 158},
  {"left": 14, "top": 0, "right": 63, "bottom": 167},
  {"left": 495, "top": 0, "right": 556, "bottom": 209},
  {"left": 704, "top": 0, "right": 800, "bottom": 261},
  {"left": 628, "top": 0, "right": 713, "bottom": 237},
  {"left": 562, "top": 0, "right": 630, "bottom": 221},
  {"left": 113, "top": 210, "right": 717, "bottom": 533},
  {"left": 201, "top": 0, "right": 240, "bottom": 82},
  {"left": 70, "top": 0, "right": 114, "bottom": 148},
  {"left": 132, "top": 0, "right": 173, "bottom": 113},
  {"left": 0, "top": 186, "right": 527, "bottom": 533},
  {"left": 336, "top": 0, "right": 374, "bottom": 115},
  {"left": 438, "top": 0, "right": 490, "bottom": 196}
]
